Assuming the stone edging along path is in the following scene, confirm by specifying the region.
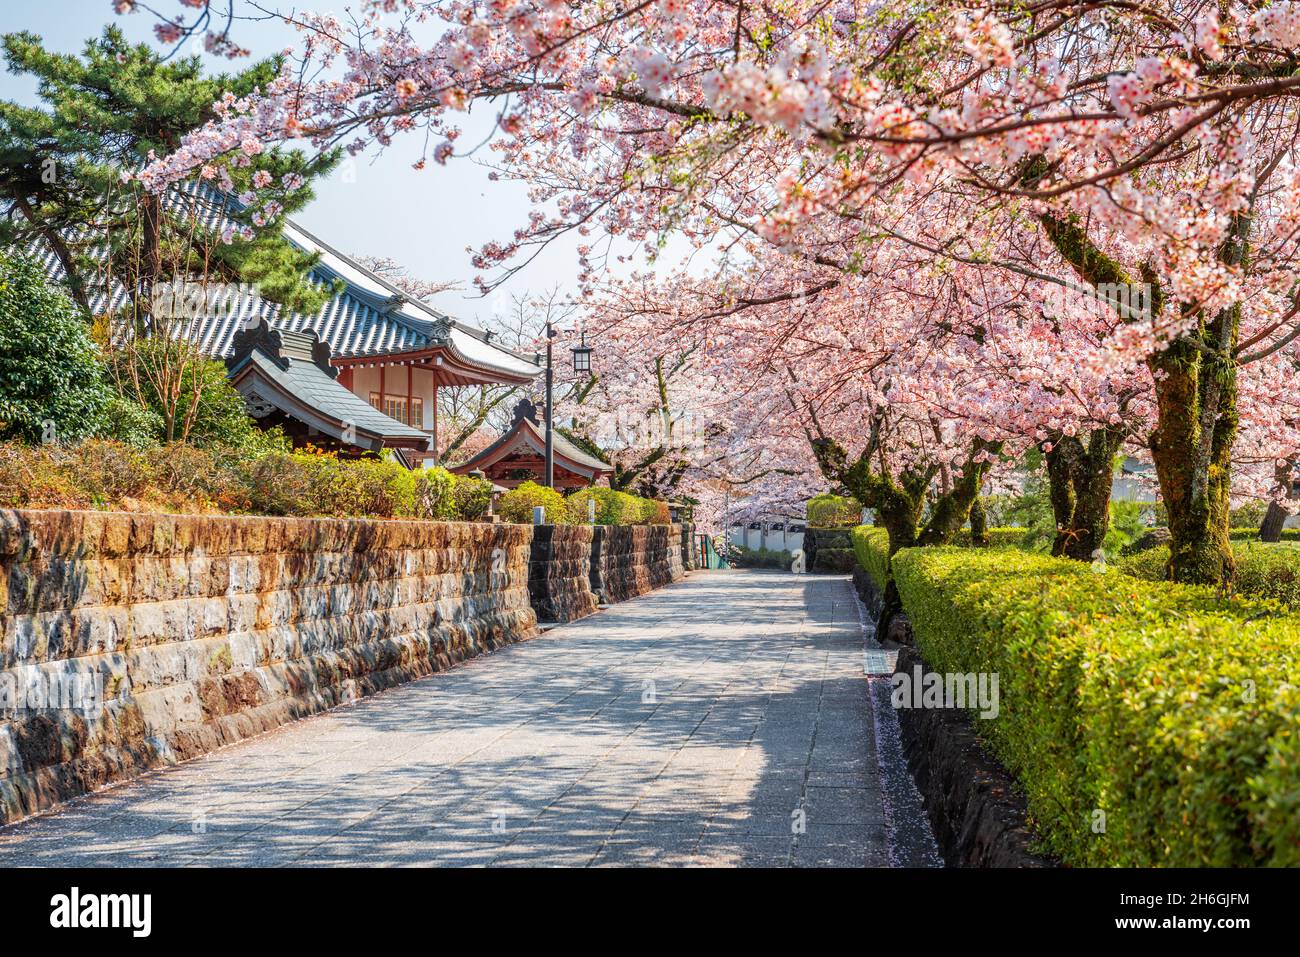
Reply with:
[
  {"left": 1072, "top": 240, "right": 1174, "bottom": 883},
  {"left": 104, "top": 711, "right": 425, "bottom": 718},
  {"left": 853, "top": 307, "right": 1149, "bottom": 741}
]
[{"left": 851, "top": 568, "right": 1055, "bottom": 868}]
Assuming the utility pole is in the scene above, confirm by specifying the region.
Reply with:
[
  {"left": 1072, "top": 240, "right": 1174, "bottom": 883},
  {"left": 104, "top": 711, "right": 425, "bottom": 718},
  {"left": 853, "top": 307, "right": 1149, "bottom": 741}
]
[
  {"left": 724, "top": 488, "right": 731, "bottom": 566},
  {"left": 544, "top": 318, "right": 555, "bottom": 488}
]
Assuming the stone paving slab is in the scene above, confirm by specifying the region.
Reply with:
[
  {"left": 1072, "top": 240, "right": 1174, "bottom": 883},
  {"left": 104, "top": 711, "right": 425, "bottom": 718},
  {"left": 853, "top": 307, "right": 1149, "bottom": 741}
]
[{"left": 0, "top": 569, "right": 921, "bottom": 868}]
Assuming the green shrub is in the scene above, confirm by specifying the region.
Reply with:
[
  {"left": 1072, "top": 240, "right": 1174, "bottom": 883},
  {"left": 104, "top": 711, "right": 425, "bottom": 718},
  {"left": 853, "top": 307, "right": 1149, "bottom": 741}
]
[
  {"left": 951, "top": 526, "right": 1029, "bottom": 548},
  {"left": 499, "top": 480, "right": 569, "bottom": 524},
  {"left": 407, "top": 466, "right": 457, "bottom": 520},
  {"left": 1119, "top": 540, "right": 1300, "bottom": 606},
  {"left": 567, "top": 487, "right": 623, "bottom": 524},
  {"left": 565, "top": 487, "right": 669, "bottom": 525},
  {"left": 892, "top": 546, "right": 1300, "bottom": 866},
  {"left": 1229, "top": 527, "right": 1300, "bottom": 543},
  {"left": 851, "top": 525, "right": 891, "bottom": 591},
  {"left": 105, "top": 339, "right": 273, "bottom": 452},
  {"left": 0, "top": 252, "right": 114, "bottom": 444},
  {"left": 1230, "top": 501, "right": 1269, "bottom": 528},
  {"left": 452, "top": 474, "right": 493, "bottom": 521},
  {"left": 729, "top": 545, "right": 793, "bottom": 569},
  {"left": 806, "top": 492, "right": 862, "bottom": 527}
]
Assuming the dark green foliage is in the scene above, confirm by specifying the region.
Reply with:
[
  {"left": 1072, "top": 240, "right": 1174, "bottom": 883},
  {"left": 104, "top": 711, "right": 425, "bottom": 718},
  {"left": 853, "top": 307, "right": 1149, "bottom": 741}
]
[
  {"left": 0, "top": 26, "right": 339, "bottom": 320},
  {"left": 0, "top": 252, "right": 112, "bottom": 442}
]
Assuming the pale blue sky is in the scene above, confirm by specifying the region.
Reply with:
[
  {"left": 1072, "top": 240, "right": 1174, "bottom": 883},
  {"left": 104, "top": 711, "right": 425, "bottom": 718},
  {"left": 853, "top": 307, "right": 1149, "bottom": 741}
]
[{"left": 0, "top": 1, "right": 681, "bottom": 326}]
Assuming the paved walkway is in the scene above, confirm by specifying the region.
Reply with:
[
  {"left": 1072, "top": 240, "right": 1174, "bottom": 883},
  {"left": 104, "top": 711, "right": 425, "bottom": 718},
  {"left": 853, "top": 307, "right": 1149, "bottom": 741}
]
[{"left": 0, "top": 570, "right": 935, "bottom": 867}]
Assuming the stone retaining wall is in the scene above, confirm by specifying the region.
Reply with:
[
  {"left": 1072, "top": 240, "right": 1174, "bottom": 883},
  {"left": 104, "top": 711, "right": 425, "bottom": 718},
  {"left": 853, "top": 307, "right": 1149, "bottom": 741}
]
[
  {"left": 528, "top": 525, "right": 599, "bottom": 624},
  {"left": 590, "top": 525, "right": 684, "bottom": 604},
  {"left": 804, "top": 527, "right": 857, "bottom": 573},
  {"left": 851, "top": 556, "right": 1049, "bottom": 867},
  {"left": 893, "top": 646, "right": 1053, "bottom": 868},
  {"left": 0, "top": 509, "right": 536, "bottom": 826},
  {"left": 679, "top": 524, "right": 697, "bottom": 571}
]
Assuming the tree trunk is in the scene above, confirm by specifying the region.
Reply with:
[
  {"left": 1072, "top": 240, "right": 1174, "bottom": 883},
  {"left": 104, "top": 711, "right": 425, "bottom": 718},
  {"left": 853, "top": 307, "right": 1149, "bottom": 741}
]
[
  {"left": 136, "top": 190, "right": 164, "bottom": 336},
  {"left": 1045, "top": 429, "right": 1122, "bottom": 560},
  {"left": 916, "top": 441, "right": 998, "bottom": 546},
  {"left": 874, "top": 491, "right": 920, "bottom": 644},
  {"left": 1260, "top": 500, "right": 1289, "bottom": 543},
  {"left": 1035, "top": 196, "right": 1245, "bottom": 586},
  {"left": 969, "top": 496, "right": 988, "bottom": 546},
  {"left": 1147, "top": 338, "right": 1237, "bottom": 583},
  {"left": 1146, "top": 206, "right": 1249, "bottom": 585}
]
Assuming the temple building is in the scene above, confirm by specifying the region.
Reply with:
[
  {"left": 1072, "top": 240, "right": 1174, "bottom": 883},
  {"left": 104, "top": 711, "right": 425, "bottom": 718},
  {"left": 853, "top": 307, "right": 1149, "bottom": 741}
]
[
  {"left": 33, "top": 195, "right": 542, "bottom": 464},
  {"left": 450, "top": 399, "right": 614, "bottom": 490}
]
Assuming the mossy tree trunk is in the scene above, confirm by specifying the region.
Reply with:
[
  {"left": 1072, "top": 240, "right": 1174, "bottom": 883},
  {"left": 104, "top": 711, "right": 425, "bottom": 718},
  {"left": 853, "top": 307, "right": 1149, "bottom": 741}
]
[
  {"left": 1144, "top": 213, "right": 1248, "bottom": 584},
  {"left": 1044, "top": 427, "right": 1123, "bottom": 560},
  {"left": 809, "top": 432, "right": 999, "bottom": 636},
  {"left": 1147, "top": 332, "right": 1238, "bottom": 584},
  {"left": 968, "top": 496, "right": 989, "bottom": 546},
  {"left": 1039, "top": 203, "right": 1243, "bottom": 585}
]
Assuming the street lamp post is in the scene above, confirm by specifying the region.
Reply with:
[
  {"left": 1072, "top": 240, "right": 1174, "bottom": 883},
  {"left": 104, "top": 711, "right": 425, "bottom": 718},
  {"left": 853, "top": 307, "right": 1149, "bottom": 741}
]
[{"left": 536, "top": 322, "right": 594, "bottom": 490}]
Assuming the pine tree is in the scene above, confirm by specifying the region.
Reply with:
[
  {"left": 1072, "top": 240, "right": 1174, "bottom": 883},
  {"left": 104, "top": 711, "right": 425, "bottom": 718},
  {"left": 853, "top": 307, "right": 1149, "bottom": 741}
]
[{"left": 0, "top": 26, "right": 339, "bottom": 329}]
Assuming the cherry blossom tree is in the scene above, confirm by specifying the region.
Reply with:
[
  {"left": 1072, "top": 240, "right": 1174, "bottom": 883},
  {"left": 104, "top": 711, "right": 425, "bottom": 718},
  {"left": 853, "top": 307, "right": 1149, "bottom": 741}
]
[{"left": 129, "top": 0, "right": 1300, "bottom": 583}]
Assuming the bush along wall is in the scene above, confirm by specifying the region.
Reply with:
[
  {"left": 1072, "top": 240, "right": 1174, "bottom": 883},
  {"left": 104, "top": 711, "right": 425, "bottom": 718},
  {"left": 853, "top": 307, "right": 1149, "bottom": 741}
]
[
  {"left": 890, "top": 546, "right": 1300, "bottom": 867},
  {"left": 0, "top": 509, "right": 537, "bottom": 826},
  {"left": 850, "top": 526, "right": 891, "bottom": 618}
]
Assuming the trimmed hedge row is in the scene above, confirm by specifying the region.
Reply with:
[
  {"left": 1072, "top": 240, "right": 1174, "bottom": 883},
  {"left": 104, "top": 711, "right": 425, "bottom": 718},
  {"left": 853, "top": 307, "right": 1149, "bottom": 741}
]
[
  {"left": 1118, "top": 541, "right": 1300, "bottom": 606},
  {"left": 1229, "top": 527, "right": 1300, "bottom": 542},
  {"left": 497, "top": 481, "right": 671, "bottom": 526},
  {"left": 852, "top": 525, "right": 891, "bottom": 592},
  {"left": 851, "top": 524, "right": 1031, "bottom": 593},
  {"left": 806, "top": 492, "right": 862, "bottom": 527},
  {"left": 891, "top": 546, "right": 1300, "bottom": 866},
  {"left": 952, "top": 526, "right": 1031, "bottom": 548}
]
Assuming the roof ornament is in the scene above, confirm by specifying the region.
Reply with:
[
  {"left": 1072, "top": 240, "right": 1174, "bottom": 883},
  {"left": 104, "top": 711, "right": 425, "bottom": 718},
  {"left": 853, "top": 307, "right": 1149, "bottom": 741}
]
[
  {"left": 512, "top": 398, "right": 540, "bottom": 425},
  {"left": 431, "top": 315, "right": 453, "bottom": 342}
]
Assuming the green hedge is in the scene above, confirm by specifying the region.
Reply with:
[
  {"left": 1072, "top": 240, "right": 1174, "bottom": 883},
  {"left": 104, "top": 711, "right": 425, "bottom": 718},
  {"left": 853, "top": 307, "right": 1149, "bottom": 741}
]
[
  {"left": 852, "top": 524, "right": 1030, "bottom": 592},
  {"left": 498, "top": 480, "right": 569, "bottom": 524},
  {"left": 564, "top": 486, "right": 670, "bottom": 525},
  {"left": 806, "top": 493, "right": 862, "bottom": 527},
  {"left": 1119, "top": 540, "right": 1300, "bottom": 606},
  {"left": 729, "top": 545, "right": 793, "bottom": 570},
  {"left": 852, "top": 525, "right": 890, "bottom": 591},
  {"left": 891, "top": 546, "right": 1299, "bottom": 866},
  {"left": 951, "top": 526, "right": 1030, "bottom": 548},
  {"left": 1229, "top": 527, "right": 1300, "bottom": 542}
]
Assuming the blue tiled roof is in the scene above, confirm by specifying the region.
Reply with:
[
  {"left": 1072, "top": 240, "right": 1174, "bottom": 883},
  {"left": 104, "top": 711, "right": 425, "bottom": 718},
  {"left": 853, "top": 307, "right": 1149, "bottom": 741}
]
[{"left": 26, "top": 183, "right": 540, "bottom": 377}]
